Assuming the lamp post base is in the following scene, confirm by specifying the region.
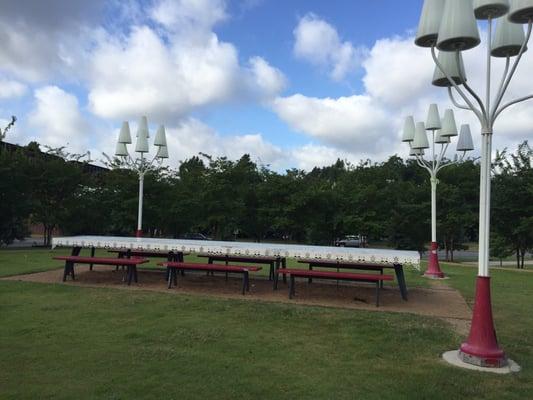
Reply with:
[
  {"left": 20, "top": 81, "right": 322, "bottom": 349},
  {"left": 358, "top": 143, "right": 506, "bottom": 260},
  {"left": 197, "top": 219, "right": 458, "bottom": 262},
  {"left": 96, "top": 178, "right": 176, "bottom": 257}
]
[
  {"left": 458, "top": 276, "right": 508, "bottom": 368},
  {"left": 135, "top": 229, "right": 143, "bottom": 238},
  {"left": 423, "top": 241, "right": 445, "bottom": 278}
]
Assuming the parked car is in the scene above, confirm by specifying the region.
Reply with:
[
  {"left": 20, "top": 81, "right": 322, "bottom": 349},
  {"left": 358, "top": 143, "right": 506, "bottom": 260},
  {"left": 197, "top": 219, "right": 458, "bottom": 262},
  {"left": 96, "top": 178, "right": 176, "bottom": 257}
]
[
  {"left": 335, "top": 235, "right": 363, "bottom": 248},
  {"left": 180, "top": 233, "right": 212, "bottom": 240}
]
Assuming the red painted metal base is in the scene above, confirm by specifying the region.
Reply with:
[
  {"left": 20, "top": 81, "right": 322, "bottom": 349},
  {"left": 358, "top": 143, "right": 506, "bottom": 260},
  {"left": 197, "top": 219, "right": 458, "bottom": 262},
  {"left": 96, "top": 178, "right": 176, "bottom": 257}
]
[
  {"left": 424, "top": 241, "right": 445, "bottom": 278},
  {"left": 459, "top": 276, "right": 507, "bottom": 368},
  {"left": 135, "top": 229, "right": 142, "bottom": 238}
]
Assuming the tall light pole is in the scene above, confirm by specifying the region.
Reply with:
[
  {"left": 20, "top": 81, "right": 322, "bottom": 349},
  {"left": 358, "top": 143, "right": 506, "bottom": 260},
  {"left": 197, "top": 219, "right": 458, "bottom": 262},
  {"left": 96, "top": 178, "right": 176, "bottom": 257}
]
[
  {"left": 402, "top": 105, "right": 474, "bottom": 279},
  {"left": 415, "top": 0, "right": 533, "bottom": 368},
  {"left": 114, "top": 116, "right": 169, "bottom": 237}
]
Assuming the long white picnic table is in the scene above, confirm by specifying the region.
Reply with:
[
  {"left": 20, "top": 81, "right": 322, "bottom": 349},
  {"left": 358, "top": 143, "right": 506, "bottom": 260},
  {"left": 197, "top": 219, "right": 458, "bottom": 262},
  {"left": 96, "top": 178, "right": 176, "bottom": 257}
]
[{"left": 51, "top": 235, "right": 420, "bottom": 268}]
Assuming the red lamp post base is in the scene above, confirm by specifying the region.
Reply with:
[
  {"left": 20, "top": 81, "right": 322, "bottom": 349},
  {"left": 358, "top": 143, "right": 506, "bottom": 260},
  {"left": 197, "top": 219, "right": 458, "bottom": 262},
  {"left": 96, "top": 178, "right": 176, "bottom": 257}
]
[
  {"left": 135, "top": 229, "right": 143, "bottom": 238},
  {"left": 459, "top": 276, "right": 507, "bottom": 368},
  {"left": 424, "top": 241, "right": 445, "bottom": 278}
]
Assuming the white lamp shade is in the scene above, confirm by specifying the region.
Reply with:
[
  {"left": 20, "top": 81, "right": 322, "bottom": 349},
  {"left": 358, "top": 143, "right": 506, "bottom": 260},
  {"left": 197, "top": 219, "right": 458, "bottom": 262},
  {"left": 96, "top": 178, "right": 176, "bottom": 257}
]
[
  {"left": 137, "top": 116, "right": 150, "bottom": 138},
  {"left": 426, "top": 104, "right": 442, "bottom": 130},
  {"left": 115, "top": 142, "right": 128, "bottom": 157},
  {"left": 474, "top": 0, "right": 510, "bottom": 19},
  {"left": 432, "top": 50, "right": 467, "bottom": 86},
  {"left": 135, "top": 134, "right": 149, "bottom": 153},
  {"left": 410, "top": 147, "right": 425, "bottom": 156},
  {"left": 415, "top": 0, "right": 446, "bottom": 47},
  {"left": 154, "top": 125, "right": 167, "bottom": 146},
  {"left": 457, "top": 124, "right": 475, "bottom": 151},
  {"left": 492, "top": 15, "right": 528, "bottom": 56},
  {"left": 440, "top": 109, "right": 459, "bottom": 137},
  {"left": 508, "top": 0, "right": 533, "bottom": 23},
  {"left": 435, "top": 129, "right": 451, "bottom": 143},
  {"left": 437, "top": 0, "right": 481, "bottom": 51},
  {"left": 412, "top": 122, "right": 430, "bottom": 149},
  {"left": 156, "top": 145, "right": 169, "bottom": 159},
  {"left": 402, "top": 116, "right": 416, "bottom": 142},
  {"left": 118, "top": 122, "right": 132, "bottom": 144}
]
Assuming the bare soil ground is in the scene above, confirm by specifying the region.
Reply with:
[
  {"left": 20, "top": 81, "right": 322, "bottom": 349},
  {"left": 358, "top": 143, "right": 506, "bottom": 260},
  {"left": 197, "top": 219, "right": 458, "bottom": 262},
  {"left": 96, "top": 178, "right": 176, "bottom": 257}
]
[{"left": 3, "top": 266, "right": 472, "bottom": 334}]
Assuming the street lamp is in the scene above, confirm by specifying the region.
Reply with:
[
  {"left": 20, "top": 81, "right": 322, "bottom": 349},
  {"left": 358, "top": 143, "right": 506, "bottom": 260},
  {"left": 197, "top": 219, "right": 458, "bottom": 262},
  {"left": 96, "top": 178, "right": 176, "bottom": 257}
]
[
  {"left": 114, "top": 116, "right": 169, "bottom": 237},
  {"left": 415, "top": 0, "right": 533, "bottom": 369},
  {"left": 402, "top": 105, "right": 474, "bottom": 279}
]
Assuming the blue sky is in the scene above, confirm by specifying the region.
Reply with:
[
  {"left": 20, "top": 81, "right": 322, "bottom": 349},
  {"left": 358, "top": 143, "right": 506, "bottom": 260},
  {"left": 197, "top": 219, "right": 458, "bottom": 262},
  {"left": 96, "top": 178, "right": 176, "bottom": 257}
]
[{"left": 0, "top": 0, "right": 531, "bottom": 170}]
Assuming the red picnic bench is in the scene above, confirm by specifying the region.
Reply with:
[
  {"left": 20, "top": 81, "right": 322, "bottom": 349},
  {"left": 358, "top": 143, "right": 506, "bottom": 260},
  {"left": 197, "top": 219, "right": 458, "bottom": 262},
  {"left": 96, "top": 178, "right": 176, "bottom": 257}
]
[
  {"left": 161, "top": 261, "right": 262, "bottom": 295},
  {"left": 197, "top": 254, "right": 286, "bottom": 280},
  {"left": 53, "top": 256, "right": 149, "bottom": 285},
  {"left": 274, "top": 268, "right": 394, "bottom": 307}
]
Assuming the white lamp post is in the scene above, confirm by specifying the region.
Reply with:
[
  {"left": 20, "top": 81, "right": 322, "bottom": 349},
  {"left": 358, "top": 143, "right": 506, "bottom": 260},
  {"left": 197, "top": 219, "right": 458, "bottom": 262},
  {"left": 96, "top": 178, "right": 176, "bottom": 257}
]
[
  {"left": 402, "top": 106, "right": 474, "bottom": 279},
  {"left": 415, "top": 0, "right": 533, "bottom": 369},
  {"left": 114, "top": 116, "right": 169, "bottom": 237}
]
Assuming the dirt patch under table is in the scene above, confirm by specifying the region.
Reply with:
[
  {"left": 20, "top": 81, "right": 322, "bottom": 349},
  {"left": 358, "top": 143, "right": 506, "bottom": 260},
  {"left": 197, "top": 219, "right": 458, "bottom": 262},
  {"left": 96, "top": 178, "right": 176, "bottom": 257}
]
[{"left": 3, "top": 266, "right": 472, "bottom": 334}]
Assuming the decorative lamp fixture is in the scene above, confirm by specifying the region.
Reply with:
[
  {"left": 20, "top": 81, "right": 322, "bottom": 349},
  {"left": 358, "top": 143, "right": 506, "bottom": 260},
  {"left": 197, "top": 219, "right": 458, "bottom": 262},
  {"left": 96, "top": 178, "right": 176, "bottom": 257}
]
[
  {"left": 437, "top": 0, "right": 481, "bottom": 51},
  {"left": 403, "top": 104, "right": 473, "bottom": 280},
  {"left": 508, "top": 0, "right": 533, "bottom": 23},
  {"left": 492, "top": 17, "right": 527, "bottom": 56},
  {"left": 415, "top": 0, "right": 533, "bottom": 370},
  {"left": 402, "top": 116, "right": 417, "bottom": 142},
  {"left": 432, "top": 51, "right": 467, "bottom": 86},
  {"left": 457, "top": 124, "right": 475, "bottom": 151},
  {"left": 411, "top": 122, "right": 430, "bottom": 149},
  {"left": 416, "top": 0, "right": 446, "bottom": 47},
  {"left": 474, "top": 0, "right": 510, "bottom": 19},
  {"left": 440, "top": 109, "right": 459, "bottom": 137},
  {"left": 114, "top": 116, "right": 169, "bottom": 237}
]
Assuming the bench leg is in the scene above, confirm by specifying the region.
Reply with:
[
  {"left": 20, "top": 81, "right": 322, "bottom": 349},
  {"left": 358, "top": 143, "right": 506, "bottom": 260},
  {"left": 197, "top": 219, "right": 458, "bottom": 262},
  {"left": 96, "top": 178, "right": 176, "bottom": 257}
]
[
  {"left": 63, "top": 261, "right": 75, "bottom": 282},
  {"left": 289, "top": 275, "right": 295, "bottom": 299},
  {"left": 282, "top": 258, "right": 287, "bottom": 284},
  {"left": 380, "top": 268, "right": 384, "bottom": 288},
  {"left": 273, "top": 270, "right": 279, "bottom": 290},
  {"left": 242, "top": 272, "right": 249, "bottom": 295},
  {"left": 167, "top": 268, "right": 174, "bottom": 289},
  {"left": 308, "top": 264, "right": 313, "bottom": 284},
  {"left": 127, "top": 266, "right": 133, "bottom": 285},
  {"left": 394, "top": 264, "right": 408, "bottom": 301},
  {"left": 376, "top": 281, "right": 380, "bottom": 307},
  {"left": 269, "top": 262, "right": 274, "bottom": 281},
  {"left": 89, "top": 247, "right": 95, "bottom": 270}
]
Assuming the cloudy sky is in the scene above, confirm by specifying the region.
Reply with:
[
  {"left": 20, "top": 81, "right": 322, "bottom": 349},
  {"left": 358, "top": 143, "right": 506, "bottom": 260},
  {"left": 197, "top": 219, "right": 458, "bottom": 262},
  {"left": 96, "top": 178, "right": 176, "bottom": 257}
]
[{"left": 0, "top": 0, "right": 532, "bottom": 171}]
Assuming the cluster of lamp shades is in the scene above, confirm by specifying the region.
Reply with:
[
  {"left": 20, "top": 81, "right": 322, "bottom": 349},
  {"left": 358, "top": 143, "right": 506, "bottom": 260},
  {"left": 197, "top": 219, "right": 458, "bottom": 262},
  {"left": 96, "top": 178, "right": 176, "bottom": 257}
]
[
  {"left": 402, "top": 106, "right": 474, "bottom": 156},
  {"left": 115, "top": 116, "right": 169, "bottom": 160},
  {"left": 418, "top": 0, "right": 532, "bottom": 85},
  {"left": 413, "top": 0, "right": 533, "bottom": 370}
]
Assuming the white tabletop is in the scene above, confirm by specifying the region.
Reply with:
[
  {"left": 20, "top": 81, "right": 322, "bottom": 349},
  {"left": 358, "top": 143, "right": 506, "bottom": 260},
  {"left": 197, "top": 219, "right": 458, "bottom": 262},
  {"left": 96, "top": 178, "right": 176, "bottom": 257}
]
[{"left": 52, "top": 235, "right": 420, "bottom": 268}]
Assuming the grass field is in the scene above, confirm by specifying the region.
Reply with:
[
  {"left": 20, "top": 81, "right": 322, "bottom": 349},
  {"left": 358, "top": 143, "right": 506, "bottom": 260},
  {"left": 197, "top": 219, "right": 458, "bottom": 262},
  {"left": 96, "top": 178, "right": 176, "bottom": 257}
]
[{"left": 1, "top": 248, "right": 532, "bottom": 399}]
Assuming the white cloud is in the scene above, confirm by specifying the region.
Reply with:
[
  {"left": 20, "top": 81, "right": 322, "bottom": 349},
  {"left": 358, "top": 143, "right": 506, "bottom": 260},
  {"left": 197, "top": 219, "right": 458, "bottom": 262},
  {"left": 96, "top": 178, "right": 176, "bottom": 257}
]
[
  {"left": 162, "top": 118, "right": 284, "bottom": 168},
  {"left": 150, "top": 0, "right": 227, "bottom": 33},
  {"left": 293, "top": 13, "right": 366, "bottom": 81},
  {"left": 87, "top": 2, "right": 286, "bottom": 122},
  {"left": 0, "top": 79, "right": 27, "bottom": 98},
  {"left": 272, "top": 94, "right": 392, "bottom": 152},
  {"left": 28, "top": 86, "right": 91, "bottom": 153}
]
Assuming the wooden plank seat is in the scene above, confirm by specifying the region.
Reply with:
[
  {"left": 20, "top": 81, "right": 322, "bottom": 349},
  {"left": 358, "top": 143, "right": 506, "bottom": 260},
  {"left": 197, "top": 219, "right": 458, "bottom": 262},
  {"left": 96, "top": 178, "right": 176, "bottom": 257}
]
[
  {"left": 53, "top": 256, "right": 149, "bottom": 285},
  {"left": 161, "top": 261, "right": 262, "bottom": 295},
  {"left": 274, "top": 268, "right": 394, "bottom": 307},
  {"left": 198, "top": 254, "right": 283, "bottom": 281},
  {"left": 296, "top": 259, "right": 408, "bottom": 300}
]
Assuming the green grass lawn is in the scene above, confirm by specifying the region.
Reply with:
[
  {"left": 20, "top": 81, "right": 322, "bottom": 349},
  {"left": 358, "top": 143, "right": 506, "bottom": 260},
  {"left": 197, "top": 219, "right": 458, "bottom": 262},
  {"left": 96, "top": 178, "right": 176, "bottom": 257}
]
[{"left": 1, "top": 249, "right": 532, "bottom": 399}]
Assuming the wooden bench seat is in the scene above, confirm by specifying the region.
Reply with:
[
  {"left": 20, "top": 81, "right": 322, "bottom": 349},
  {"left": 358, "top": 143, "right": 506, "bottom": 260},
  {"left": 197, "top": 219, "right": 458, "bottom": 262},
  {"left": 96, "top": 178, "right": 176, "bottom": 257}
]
[
  {"left": 161, "top": 262, "right": 262, "bottom": 295},
  {"left": 53, "top": 256, "right": 149, "bottom": 285},
  {"left": 274, "top": 268, "right": 394, "bottom": 306}
]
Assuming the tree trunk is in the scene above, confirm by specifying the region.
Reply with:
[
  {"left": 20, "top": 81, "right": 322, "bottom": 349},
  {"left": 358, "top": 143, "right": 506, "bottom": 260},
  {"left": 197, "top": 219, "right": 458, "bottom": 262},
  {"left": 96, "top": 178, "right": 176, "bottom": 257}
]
[
  {"left": 517, "top": 249, "right": 520, "bottom": 269},
  {"left": 520, "top": 248, "right": 525, "bottom": 269}
]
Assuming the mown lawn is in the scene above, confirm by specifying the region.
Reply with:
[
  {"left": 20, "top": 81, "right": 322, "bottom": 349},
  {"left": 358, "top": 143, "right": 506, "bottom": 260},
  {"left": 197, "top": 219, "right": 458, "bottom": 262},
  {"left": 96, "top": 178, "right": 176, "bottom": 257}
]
[{"left": 0, "top": 249, "right": 532, "bottom": 399}]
